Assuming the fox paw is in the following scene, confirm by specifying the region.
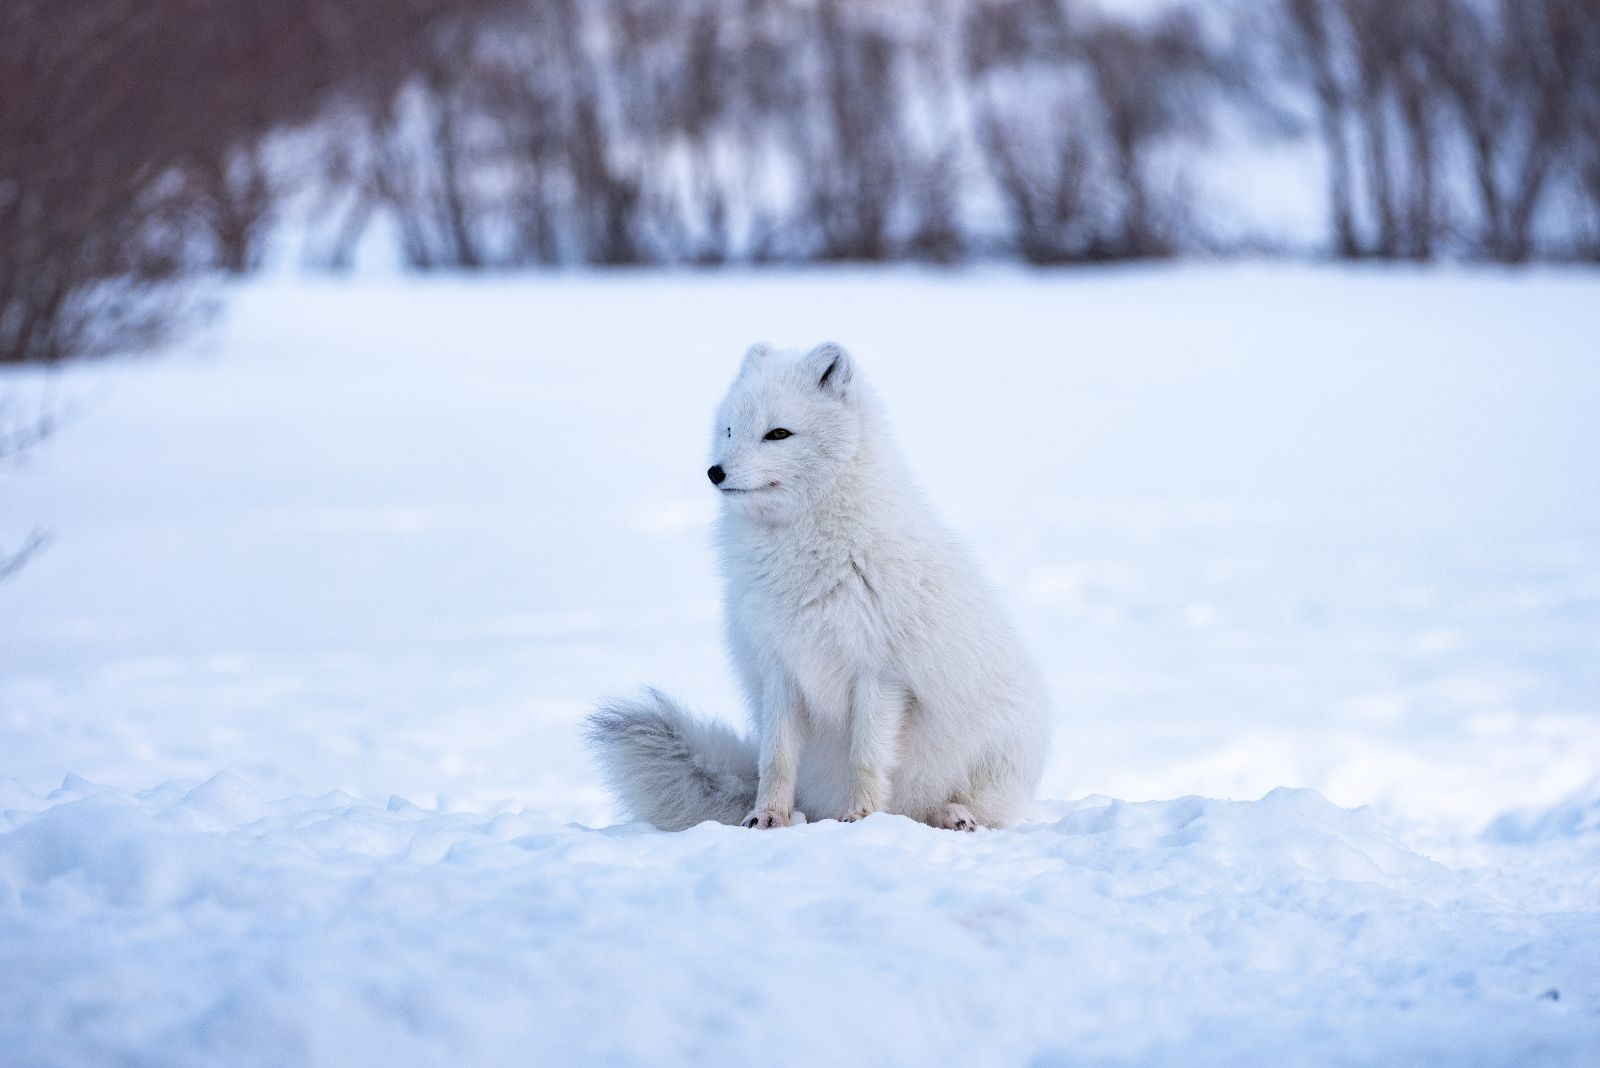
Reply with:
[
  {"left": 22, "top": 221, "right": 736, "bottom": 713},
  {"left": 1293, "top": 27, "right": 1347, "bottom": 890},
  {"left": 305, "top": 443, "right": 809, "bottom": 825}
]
[
  {"left": 935, "top": 803, "right": 979, "bottom": 832},
  {"left": 743, "top": 808, "right": 792, "bottom": 829}
]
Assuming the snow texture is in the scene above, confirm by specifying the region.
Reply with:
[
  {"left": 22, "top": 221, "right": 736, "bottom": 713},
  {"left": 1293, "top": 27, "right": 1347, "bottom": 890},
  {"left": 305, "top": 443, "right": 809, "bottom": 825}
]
[
  {"left": 1, "top": 773, "right": 1596, "bottom": 1066},
  {"left": 2, "top": 265, "right": 1598, "bottom": 1064}
]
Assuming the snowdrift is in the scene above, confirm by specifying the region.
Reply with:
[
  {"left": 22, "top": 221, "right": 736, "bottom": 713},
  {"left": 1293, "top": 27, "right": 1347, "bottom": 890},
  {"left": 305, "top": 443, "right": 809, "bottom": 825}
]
[{"left": 1, "top": 774, "right": 1594, "bottom": 1066}]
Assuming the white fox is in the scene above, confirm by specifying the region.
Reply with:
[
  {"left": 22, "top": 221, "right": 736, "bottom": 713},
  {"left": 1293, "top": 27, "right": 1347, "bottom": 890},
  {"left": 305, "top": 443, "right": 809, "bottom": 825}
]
[{"left": 586, "top": 342, "right": 1050, "bottom": 830}]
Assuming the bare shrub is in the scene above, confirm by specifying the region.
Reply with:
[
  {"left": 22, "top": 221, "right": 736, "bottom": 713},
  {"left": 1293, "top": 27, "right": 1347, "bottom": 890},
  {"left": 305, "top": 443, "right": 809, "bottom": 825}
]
[
  {"left": 0, "top": 0, "right": 501, "bottom": 363},
  {"left": 0, "top": 388, "right": 53, "bottom": 581}
]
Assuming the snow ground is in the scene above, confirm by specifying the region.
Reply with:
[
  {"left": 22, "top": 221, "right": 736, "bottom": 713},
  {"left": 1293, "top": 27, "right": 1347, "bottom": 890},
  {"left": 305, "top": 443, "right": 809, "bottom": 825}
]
[{"left": 2, "top": 264, "right": 1598, "bottom": 1063}]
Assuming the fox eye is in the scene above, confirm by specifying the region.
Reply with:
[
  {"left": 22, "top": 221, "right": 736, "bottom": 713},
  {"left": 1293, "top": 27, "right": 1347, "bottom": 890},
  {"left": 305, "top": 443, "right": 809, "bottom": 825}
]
[{"left": 763, "top": 428, "right": 792, "bottom": 441}]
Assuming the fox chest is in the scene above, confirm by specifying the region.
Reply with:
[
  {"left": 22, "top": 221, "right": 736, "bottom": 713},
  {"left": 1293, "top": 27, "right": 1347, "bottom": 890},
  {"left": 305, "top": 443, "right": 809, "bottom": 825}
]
[{"left": 736, "top": 560, "right": 894, "bottom": 715}]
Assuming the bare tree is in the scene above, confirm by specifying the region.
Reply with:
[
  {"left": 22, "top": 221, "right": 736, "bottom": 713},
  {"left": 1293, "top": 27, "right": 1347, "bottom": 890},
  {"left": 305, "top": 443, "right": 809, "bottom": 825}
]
[
  {"left": 977, "top": 98, "right": 1104, "bottom": 264},
  {"left": 1386, "top": 0, "right": 1450, "bottom": 260},
  {"left": 1, "top": 0, "right": 505, "bottom": 361},
  {"left": 183, "top": 143, "right": 278, "bottom": 274},
  {"left": 1280, "top": 0, "right": 1362, "bottom": 257},
  {"left": 967, "top": 1, "right": 1222, "bottom": 262},
  {"left": 966, "top": 0, "right": 1105, "bottom": 263},
  {"left": 814, "top": 1, "right": 905, "bottom": 261},
  {"left": 1332, "top": 0, "right": 1458, "bottom": 260},
  {"left": 0, "top": 390, "right": 53, "bottom": 582},
  {"left": 1084, "top": 10, "right": 1218, "bottom": 258},
  {"left": 1571, "top": 1, "right": 1600, "bottom": 259},
  {"left": 1435, "top": 0, "right": 1578, "bottom": 262},
  {"left": 18, "top": 0, "right": 1591, "bottom": 286}
]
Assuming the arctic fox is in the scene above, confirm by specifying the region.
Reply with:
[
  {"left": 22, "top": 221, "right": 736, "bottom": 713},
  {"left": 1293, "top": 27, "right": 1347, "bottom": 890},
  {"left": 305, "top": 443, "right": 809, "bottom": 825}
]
[{"left": 586, "top": 342, "right": 1050, "bottom": 831}]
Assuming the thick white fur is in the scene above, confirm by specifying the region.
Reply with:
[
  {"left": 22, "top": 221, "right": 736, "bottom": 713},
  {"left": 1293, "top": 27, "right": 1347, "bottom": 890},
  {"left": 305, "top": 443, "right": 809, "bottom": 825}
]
[{"left": 587, "top": 343, "right": 1050, "bottom": 831}]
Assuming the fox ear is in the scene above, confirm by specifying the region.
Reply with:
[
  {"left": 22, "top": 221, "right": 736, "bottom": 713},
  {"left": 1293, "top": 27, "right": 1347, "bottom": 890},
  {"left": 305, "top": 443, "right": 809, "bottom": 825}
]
[
  {"left": 805, "top": 342, "right": 853, "bottom": 398},
  {"left": 740, "top": 342, "right": 773, "bottom": 375}
]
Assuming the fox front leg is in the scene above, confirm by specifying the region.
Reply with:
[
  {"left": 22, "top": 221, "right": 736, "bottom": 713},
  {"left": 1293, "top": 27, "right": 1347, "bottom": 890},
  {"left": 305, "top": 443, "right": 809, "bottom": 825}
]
[
  {"left": 745, "top": 671, "right": 803, "bottom": 829},
  {"left": 841, "top": 677, "right": 904, "bottom": 822}
]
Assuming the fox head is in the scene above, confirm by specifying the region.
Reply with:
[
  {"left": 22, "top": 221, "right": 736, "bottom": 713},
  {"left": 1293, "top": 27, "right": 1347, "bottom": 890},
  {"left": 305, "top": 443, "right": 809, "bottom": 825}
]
[{"left": 707, "top": 341, "right": 862, "bottom": 520}]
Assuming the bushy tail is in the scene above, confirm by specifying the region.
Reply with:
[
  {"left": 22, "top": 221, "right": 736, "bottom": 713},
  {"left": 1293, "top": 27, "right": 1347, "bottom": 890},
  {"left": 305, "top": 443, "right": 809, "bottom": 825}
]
[{"left": 584, "top": 688, "right": 757, "bottom": 830}]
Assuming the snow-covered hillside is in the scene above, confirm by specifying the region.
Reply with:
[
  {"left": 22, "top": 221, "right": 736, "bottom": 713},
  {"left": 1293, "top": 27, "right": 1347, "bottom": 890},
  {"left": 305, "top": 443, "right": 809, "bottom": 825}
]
[{"left": 2, "top": 265, "right": 1598, "bottom": 1063}]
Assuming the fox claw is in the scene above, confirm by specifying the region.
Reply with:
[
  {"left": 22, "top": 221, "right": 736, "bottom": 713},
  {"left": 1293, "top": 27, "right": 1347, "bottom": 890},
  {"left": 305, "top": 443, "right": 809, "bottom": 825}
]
[
  {"left": 742, "top": 808, "right": 791, "bottom": 829},
  {"left": 936, "top": 803, "right": 979, "bottom": 832}
]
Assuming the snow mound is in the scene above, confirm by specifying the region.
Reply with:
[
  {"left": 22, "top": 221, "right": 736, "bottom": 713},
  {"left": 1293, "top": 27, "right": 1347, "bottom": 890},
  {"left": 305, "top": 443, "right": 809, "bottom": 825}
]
[
  {"left": 1484, "top": 783, "right": 1600, "bottom": 844},
  {"left": 1475, "top": 785, "right": 1600, "bottom": 916},
  {"left": 1, "top": 775, "right": 1595, "bottom": 1065}
]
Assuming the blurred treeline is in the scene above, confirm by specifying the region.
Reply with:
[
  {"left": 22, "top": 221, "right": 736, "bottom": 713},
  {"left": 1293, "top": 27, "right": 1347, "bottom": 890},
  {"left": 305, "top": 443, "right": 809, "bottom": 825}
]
[{"left": 4, "top": 0, "right": 1600, "bottom": 364}]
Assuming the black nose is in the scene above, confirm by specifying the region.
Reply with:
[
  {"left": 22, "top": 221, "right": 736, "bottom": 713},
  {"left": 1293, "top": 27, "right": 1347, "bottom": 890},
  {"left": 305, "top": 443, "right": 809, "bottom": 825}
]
[{"left": 707, "top": 465, "right": 726, "bottom": 486}]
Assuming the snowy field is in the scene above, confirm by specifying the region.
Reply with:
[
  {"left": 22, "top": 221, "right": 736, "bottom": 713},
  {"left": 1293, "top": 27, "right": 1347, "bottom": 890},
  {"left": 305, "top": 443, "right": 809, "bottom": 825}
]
[{"left": 2, "top": 265, "right": 1598, "bottom": 1064}]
